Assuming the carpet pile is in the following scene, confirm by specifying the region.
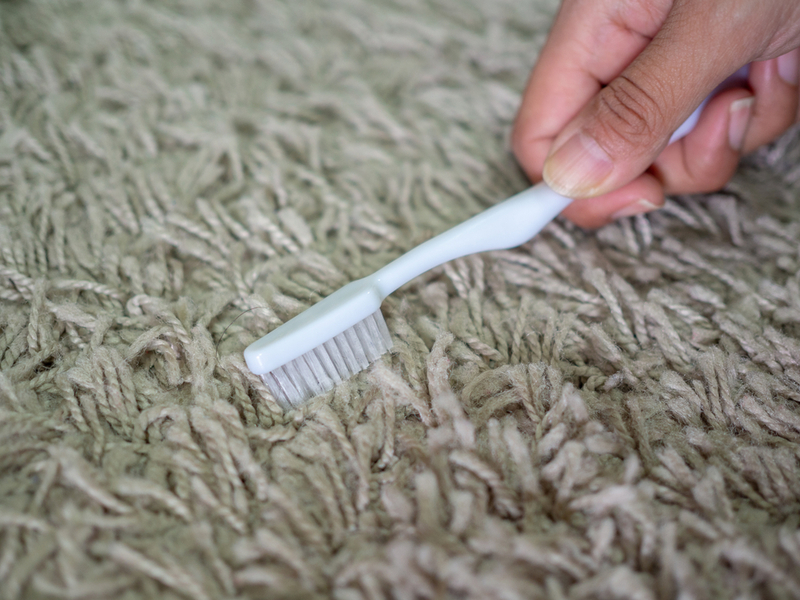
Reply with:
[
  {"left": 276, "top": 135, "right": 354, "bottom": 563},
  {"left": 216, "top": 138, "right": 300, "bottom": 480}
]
[{"left": 2, "top": 1, "right": 800, "bottom": 598}]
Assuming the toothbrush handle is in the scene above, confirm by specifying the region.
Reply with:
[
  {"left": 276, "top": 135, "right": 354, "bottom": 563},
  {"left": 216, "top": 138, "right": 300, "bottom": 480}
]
[
  {"left": 372, "top": 183, "right": 571, "bottom": 296},
  {"left": 371, "top": 66, "right": 752, "bottom": 297}
]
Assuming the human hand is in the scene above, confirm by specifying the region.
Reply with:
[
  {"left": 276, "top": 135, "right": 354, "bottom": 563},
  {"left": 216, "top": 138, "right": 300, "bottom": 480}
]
[{"left": 512, "top": 0, "right": 800, "bottom": 228}]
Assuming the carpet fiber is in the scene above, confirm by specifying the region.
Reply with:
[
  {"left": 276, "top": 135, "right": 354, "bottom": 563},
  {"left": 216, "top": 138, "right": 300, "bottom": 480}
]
[{"left": 3, "top": 1, "right": 800, "bottom": 598}]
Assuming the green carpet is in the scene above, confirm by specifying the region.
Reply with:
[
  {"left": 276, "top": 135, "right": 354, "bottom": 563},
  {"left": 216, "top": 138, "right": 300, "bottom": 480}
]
[{"left": 2, "top": 1, "right": 800, "bottom": 598}]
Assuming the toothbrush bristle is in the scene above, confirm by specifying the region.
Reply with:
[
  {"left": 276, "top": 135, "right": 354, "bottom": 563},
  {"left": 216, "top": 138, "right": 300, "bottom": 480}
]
[{"left": 260, "top": 310, "right": 392, "bottom": 408}]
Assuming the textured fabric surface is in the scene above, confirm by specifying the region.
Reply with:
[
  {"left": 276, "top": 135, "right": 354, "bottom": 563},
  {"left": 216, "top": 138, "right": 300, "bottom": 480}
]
[{"left": 2, "top": 1, "right": 800, "bottom": 598}]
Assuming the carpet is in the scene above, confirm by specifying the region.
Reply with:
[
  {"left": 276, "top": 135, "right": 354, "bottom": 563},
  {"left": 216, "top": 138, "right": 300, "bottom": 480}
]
[{"left": 2, "top": 0, "right": 800, "bottom": 598}]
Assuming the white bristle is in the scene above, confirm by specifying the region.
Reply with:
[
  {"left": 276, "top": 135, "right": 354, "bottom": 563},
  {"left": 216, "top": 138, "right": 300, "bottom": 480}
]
[{"left": 261, "top": 310, "right": 392, "bottom": 408}]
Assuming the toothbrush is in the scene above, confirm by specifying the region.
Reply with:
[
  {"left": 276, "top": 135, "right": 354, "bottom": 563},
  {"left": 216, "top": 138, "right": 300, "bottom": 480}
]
[{"left": 245, "top": 68, "right": 750, "bottom": 408}]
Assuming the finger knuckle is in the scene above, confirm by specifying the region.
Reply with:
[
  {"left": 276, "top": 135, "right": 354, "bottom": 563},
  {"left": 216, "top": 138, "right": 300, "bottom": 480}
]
[
  {"left": 595, "top": 75, "right": 667, "bottom": 148},
  {"left": 687, "top": 155, "right": 735, "bottom": 192},
  {"left": 696, "top": 170, "right": 731, "bottom": 193},
  {"left": 766, "top": 104, "right": 798, "bottom": 136},
  {"left": 510, "top": 126, "right": 527, "bottom": 159}
]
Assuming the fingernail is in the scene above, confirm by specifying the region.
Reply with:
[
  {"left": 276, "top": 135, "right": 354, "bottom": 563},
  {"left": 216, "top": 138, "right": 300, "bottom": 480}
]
[
  {"left": 610, "top": 199, "right": 659, "bottom": 220},
  {"left": 728, "top": 97, "right": 754, "bottom": 152},
  {"left": 543, "top": 132, "right": 613, "bottom": 197},
  {"left": 778, "top": 50, "right": 799, "bottom": 86}
]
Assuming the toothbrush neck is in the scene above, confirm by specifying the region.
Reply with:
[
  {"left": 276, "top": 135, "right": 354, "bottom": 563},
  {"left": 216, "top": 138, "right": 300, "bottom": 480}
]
[{"left": 370, "top": 249, "right": 438, "bottom": 298}]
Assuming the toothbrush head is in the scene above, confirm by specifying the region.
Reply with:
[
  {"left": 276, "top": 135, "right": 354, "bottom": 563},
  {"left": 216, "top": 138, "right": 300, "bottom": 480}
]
[{"left": 244, "top": 279, "right": 392, "bottom": 408}]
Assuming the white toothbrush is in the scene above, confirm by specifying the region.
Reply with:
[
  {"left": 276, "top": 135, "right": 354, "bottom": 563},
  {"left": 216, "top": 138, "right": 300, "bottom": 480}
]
[{"left": 245, "top": 68, "right": 750, "bottom": 408}]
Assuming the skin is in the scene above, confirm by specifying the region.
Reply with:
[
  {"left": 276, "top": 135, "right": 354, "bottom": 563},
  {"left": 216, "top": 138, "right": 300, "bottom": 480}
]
[{"left": 512, "top": 0, "right": 800, "bottom": 228}]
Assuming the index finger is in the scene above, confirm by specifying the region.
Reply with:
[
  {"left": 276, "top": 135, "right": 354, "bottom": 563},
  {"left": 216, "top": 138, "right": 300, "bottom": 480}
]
[{"left": 512, "top": 0, "right": 671, "bottom": 181}]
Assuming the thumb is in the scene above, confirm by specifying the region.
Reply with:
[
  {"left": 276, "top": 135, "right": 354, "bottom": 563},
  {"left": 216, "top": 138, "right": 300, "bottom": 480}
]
[{"left": 542, "top": 10, "right": 744, "bottom": 199}]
